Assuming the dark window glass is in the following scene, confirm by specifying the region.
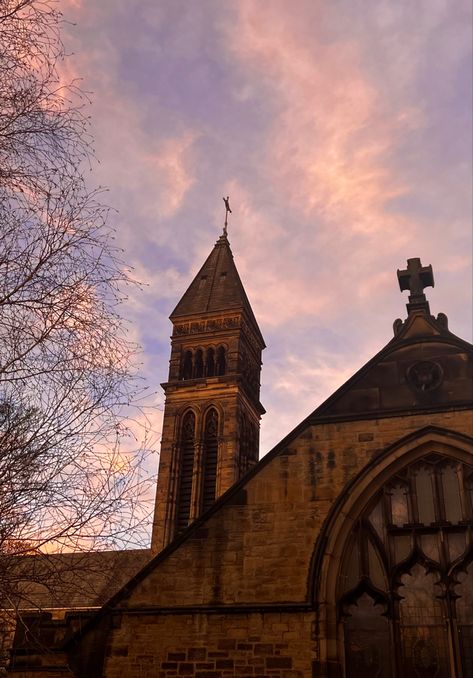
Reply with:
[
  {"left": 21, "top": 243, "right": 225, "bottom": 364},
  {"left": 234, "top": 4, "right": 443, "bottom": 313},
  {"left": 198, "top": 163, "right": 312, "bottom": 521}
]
[
  {"left": 201, "top": 409, "right": 218, "bottom": 513},
  {"left": 414, "top": 466, "right": 436, "bottom": 524},
  {"left": 440, "top": 464, "right": 462, "bottom": 523},
  {"left": 216, "top": 346, "right": 226, "bottom": 375},
  {"left": 345, "top": 593, "right": 391, "bottom": 678},
  {"left": 194, "top": 349, "right": 204, "bottom": 378},
  {"left": 367, "top": 539, "right": 386, "bottom": 591},
  {"left": 182, "top": 350, "right": 193, "bottom": 380},
  {"left": 447, "top": 532, "right": 466, "bottom": 562},
  {"left": 206, "top": 348, "right": 215, "bottom": 377},
  {"left": 176, "top": 411, "right": 195, "bottom": 532},
  {"left": 394, "top": 534, "right": 412, "bottom": 564},
  {"left": 465, "top": 473, "right": 473, "bottom": 519},
  {"left": 420, "top": 534, "right": 439, "bottom": 562},
  {"left": 455, "top": 562, "right": 473, "bottom": 676},
  {"left": 398, "top": 565, "right": 449, "bottom": 678},
  {"left": 368, "top": 498, "right": 385, "bottom": 541},
  {"left": 340, "top": 533, "right": 360, "bottom": 593},
  {"left": 390, "top": 482, "right": 409, "bottom": 526}
]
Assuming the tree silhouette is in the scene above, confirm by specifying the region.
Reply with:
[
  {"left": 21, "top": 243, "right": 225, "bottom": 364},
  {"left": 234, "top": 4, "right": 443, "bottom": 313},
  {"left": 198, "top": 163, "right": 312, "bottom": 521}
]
[{"left": 0, "top": 0, "right": 153, "bottom": 631}]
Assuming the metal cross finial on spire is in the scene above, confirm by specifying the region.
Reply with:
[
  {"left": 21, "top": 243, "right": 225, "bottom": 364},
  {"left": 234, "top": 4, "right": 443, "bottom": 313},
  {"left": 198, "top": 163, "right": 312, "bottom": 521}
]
[{"left": 223, "top": 196, "right": 232, "bottom": 236}]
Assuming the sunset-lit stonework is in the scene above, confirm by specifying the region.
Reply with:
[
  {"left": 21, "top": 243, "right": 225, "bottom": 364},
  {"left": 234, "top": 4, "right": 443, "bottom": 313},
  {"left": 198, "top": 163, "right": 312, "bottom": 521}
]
[{"left": 6, "top": 240, "right": 473, "bottom": 677}]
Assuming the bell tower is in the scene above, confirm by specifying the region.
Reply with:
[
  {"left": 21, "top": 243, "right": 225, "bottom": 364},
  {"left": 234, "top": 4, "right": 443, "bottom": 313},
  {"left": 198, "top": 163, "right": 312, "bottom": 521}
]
[{"left": 151, "top": 231, "right": 265, "bottom": 553}]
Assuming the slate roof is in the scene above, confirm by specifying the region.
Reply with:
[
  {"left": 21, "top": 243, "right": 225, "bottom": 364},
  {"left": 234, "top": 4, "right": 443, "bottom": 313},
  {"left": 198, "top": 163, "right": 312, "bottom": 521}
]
[{"left": 2, "top": 549, "right": 151, "bottom": 611}]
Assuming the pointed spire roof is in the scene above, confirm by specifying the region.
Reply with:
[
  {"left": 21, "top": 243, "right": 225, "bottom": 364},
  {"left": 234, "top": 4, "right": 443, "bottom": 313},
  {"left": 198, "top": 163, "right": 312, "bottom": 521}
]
[{"left": 170, "top": 233, "right": 265, "bottom": 345}]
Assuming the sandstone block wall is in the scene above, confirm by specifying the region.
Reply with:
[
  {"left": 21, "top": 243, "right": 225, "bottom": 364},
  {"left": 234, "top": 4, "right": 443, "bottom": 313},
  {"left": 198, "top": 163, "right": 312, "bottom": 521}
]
[
  {"left": 103, "top": 611, "right": 315, "bottom": 678},
  {"left": 126, "top": 410, "right": 472, "bottom": 610}
]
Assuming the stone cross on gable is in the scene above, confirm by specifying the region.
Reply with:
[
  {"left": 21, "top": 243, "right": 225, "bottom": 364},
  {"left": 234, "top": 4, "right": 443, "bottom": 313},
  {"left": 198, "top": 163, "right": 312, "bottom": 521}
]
[
  {"left": 397, "top": 258, "right": 434, "bottom": 296},
  {"left": 397, "top": 257, "right": 434, "bottom": 315}
]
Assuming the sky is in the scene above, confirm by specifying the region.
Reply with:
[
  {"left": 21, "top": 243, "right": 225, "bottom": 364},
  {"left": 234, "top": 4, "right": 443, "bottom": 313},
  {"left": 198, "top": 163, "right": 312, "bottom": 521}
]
[{"left": 61, "top": 0, "right": 472, "bottom": 462}]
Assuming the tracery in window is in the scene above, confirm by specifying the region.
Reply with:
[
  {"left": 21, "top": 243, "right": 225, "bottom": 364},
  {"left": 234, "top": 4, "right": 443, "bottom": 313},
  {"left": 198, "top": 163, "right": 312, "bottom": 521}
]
[{"left": 339, "top": 452, "right": 473, "bottom": 678}]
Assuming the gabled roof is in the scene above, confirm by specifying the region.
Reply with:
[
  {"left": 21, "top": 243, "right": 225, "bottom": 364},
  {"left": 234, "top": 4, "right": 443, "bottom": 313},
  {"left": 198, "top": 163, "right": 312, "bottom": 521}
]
[
  {"left": 310, "top": 311, "right": 473, "bottom": 421},
  {"left": 61, "top": 309, "right": 473, "bottom": 645},
  {"left": 170, "top": 233, "right": 264, "bottom": 345}
]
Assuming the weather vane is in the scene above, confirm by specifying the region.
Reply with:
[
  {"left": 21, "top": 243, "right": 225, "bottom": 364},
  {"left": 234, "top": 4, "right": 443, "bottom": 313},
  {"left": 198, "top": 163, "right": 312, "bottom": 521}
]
[{"left": 223, "top": 196, "right": 232, "bottom": 236}]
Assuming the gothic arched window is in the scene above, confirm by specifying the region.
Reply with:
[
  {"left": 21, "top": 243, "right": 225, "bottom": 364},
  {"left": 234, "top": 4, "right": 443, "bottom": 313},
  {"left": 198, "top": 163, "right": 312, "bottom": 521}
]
[
  {"left": 339, "top": 453, "right": 473, "bottom": 678},
  {"left": 176, "top": 411, "right": 195, "bottom": 533},
  {"left": 201, "top": 409, "right": 218, "bottom": 513},
  {"left": 216, "top": 346, "right": 226, "bottom": 376}
]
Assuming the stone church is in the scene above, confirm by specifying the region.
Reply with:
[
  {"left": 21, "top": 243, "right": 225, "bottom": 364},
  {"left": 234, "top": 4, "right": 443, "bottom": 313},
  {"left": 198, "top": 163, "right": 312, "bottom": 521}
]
[{"left": 5, "top": 231, "right": 473, "bottom": 677}]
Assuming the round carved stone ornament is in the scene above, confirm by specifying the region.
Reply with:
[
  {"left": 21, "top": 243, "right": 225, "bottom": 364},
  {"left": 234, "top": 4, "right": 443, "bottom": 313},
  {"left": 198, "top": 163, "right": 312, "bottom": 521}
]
[{"left": 406, "top": 360, "right": 443, "bottom": 392}]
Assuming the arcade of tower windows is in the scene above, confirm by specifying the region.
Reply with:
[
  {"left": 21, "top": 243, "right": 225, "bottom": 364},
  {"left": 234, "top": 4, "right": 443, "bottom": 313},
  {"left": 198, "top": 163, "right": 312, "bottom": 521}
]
[{"left": 180, "top": 346, "right": 227, "bottom": 380}]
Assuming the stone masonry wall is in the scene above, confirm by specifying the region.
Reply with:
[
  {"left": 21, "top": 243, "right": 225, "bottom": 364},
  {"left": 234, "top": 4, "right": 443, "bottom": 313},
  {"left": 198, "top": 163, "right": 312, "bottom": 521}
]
[
  {"left": 103, "top": 611, "right": 315, "bottom": 678},
  {"left": 125, "top": 410, "right": 472, "bottom": 610}
]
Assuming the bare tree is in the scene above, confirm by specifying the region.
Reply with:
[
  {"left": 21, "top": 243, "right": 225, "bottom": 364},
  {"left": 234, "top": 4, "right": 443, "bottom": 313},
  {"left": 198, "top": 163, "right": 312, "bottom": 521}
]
[{"left": 0, "top": 0, "right": 153, "bottom": 623}]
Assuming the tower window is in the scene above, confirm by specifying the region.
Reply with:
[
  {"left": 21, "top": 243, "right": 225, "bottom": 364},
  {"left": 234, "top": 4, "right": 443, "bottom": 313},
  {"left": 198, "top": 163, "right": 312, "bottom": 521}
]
[
  {"left": 181, "top": 350, "right": 193, "bottom": 380},
  {"left": 198, "top": 275, "right": 207, "bottom": 289},
  {"left": 202, "top": 409, "right": 218, "bottom": 513},
  {"left": 176, "top": 411, "right": 196, "bottom": 533},
  {"left": 206, "top": 347, "right": 215, "bottom": 377},
  {"left": 216, "top": 346, "right": 226, "bottom": 376},
  {"left": 194, "top": 349, "right": 204, "bottom": 378}
]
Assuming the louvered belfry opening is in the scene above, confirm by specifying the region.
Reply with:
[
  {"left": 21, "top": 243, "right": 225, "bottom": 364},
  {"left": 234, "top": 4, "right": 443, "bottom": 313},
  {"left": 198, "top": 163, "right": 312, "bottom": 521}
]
[
  {"left": 176, "top": 411, "right": 196, "bottom": 533},
  {"left": 201, "top": 409, "right": 218, "bottom": 513}
]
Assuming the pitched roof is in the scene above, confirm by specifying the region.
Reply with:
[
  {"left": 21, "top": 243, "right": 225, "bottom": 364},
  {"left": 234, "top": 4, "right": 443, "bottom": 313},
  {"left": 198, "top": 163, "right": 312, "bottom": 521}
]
[
  {"left": 3, "top": 549, "right": 151, "bottom": 611},
  {"left": 170, "top": 234, "right": 264, "bottom": 344}
]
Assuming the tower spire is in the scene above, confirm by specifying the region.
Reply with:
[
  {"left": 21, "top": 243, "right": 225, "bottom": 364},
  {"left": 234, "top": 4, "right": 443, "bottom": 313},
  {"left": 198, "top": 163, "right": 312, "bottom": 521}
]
[{"left": 151, "top": 229, "right": 265, "bottom": 553}]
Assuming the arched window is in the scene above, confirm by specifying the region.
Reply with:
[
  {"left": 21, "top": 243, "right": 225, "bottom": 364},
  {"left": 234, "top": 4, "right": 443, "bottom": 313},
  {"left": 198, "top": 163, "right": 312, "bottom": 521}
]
[
  {"left": 216, "top": 346, "right": 226, "bottom": 376},
  {"left": 201, "top": 409, "right": 218, "bottom": 513},
  {"left": 194, "top": 349, "right": 204, "bottom": 378},
  {"left": 181, "top": 350, "right": 193, "bottom": 380},
  {"left": 176, "top": 411, "right": 195, "bottom": 533},
  {"left": 339, "top": 453, "right": 473, "bottom": 678},
  {"left": 206, "top": 348, "right": 215, "bottom": 377}
]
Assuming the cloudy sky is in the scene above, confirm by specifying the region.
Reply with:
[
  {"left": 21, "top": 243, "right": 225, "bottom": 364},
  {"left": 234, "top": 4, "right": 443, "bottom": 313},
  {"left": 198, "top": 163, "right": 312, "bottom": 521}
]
[{"left": 62, "top": 0, "right": 472, "bottom": 459}]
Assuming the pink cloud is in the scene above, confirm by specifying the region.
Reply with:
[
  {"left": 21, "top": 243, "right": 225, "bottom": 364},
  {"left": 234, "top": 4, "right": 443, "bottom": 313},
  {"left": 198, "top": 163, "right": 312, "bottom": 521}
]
[{"left": 226, "top": 2, "right": 414, "bottom": 239}]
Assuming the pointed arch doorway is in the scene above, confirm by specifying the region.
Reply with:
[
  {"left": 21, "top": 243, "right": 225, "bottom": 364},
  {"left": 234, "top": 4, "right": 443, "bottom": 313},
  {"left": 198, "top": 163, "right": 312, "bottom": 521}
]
[{"left": 312, "top": 429, "right": 473, "bottom": 678}]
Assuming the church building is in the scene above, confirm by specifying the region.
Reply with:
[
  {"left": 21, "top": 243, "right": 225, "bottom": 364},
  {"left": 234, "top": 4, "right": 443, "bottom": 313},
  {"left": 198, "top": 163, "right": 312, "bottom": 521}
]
[{"left": 6, "top": 231, "right": 473, "bottom": 677}]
